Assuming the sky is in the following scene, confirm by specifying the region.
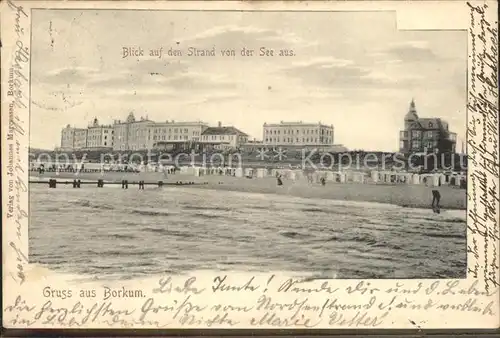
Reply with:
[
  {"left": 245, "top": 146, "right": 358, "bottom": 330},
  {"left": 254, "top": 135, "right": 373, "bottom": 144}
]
[{"left": 30, "top": 10, "right": 467, "bottom": 151}]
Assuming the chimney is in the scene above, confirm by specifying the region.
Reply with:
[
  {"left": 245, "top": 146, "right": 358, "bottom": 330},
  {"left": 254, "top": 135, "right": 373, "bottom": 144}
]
[{"left": 218, "top": 121, "right": 222, "bottom": 127}]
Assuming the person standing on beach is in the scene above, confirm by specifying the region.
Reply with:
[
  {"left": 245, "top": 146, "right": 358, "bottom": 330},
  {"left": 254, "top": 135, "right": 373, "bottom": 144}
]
[{"left": 431, "top": 189, "right": 441, "bottom": 213}]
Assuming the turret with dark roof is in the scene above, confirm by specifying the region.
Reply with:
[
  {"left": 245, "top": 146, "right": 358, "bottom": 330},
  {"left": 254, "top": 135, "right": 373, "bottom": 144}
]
[
  {"left": 399, "top": 98, "right": 457, "bottom": 154},
  {"left": 404, "top": 98, "right": 419, "bottom": 126}
]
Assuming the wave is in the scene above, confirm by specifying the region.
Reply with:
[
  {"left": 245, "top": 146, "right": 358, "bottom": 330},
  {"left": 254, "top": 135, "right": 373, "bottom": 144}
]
[
  {"left": 162, "top": 229, "right": 196, "bottom": 238},
  {"left": 130, "top": 209, "right": 171, "bottom": 217},
  {"left": 278, "top": 230, "right": 311, "bottom": 239},
  {"left": 110, "top": 234, "right": 137, "bottom": 240},
  {"left": 98, "top": 250, "right": 125, "bottom": 256},
  {"left": 371, "top": 241, "right": 403, "bottom": 250},
  {"left": 71, "top": 199, "right": 115, "bottom": 211},
  {"left": 43, "top": 207, "right": 62, "bottom": 212},
  {"left": 142, "top": 227, "right": 194, "bottom": 239},
  {"left": 186, "top": 187, "right": 406, "bottom": 210},
  {"left": 350, "top": 233, "right": 378, "bottom": 246},
  {"left": 326, "top": 235, "right": 341, "bottom": 242},
  {"left": 423, "top": 232, "right": 466, "bottom": 240},
  {"left": 414, "top": 216, "right": 466, "bottom": 224},
  {"left": 193, "top": 213, "right": 226, "bottom": 219},
  {"left": 300, "top": 207, "right": 357, "bottom": 217},
  {"left": 246, "top": 205, "right": 273, "bottom": 210},
  {"left": 182, "top": 205, "right": 233, "bottom": 212}
]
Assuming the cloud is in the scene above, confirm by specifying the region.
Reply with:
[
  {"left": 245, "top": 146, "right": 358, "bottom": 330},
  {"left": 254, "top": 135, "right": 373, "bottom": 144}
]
[
  {"left": 279, "top": 51, "right": 434, "bottom": 93},
  {"left": 290, "top": 57, "right": 355, "bottom": 68},
  {"left": 259, "top": 31, "right": 319, "bottom": 48},
  {"left": 371, "top": 40, "right": 442, "bottom": 63},
  {"left": 187, "top": 93, "right": 241, "bottom": 106},
  {"left": 33, "top": 66, "right": 101, "bottom": 85},
  {"left": 32, "top": 57, "right": 237, "bottom": 103},
  {"left": 179, "top": 25, "right": 272, "bottom": 42},
  {"left": 176, "top": 24, "right": 314, "bottom": 52},
  {"left": 280, "top": 58, "right": 383, "bottom": 90}
]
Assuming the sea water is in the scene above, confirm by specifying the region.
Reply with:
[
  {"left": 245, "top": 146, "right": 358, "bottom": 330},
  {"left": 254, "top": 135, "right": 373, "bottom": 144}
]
[{"left": 29, "top": 184, "right": 467, "bottom": 280}]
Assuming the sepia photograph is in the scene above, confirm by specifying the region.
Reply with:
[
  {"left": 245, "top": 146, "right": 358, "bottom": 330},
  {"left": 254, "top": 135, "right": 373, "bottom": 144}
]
[{"left": 27, "top": 9, "right": 468, "bottom": 280}]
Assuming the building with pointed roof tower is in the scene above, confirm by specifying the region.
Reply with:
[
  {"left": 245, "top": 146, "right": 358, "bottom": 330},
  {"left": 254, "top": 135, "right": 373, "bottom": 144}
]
[{"left": 399, "top": 99, "right": 457, "bottom": 154}]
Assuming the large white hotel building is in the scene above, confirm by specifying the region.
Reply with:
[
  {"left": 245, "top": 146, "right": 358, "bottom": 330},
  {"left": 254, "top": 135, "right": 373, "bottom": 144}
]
[
  {"left": 60, "top": 114, "right": 340, "bottom": 152},
  {"left": 263, "top": 121, "right": 334, "bottom": 147},
  {"left": 60, "top": 112, "right": 210, "bottom": 151}
]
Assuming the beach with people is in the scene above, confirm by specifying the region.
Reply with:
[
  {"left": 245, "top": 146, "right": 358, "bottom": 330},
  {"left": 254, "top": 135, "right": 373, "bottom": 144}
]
[{"left": 29, "top": 168, "right": 467, "bottom": 210}]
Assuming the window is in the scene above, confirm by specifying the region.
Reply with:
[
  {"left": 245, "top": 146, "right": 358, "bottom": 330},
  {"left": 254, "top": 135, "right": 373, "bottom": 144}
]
[
  {"left": 427, "top": 131, "right": 434, "bottom": 138},
  {"left": 399, "top": 141, "right": 405, "bottom": 149},
  {"left": 429, "top": 123, "right": 433, "bottom": 128},
  {"left": 412, "top": 140, "right": 420, "bottom": 149},
  {"left": 412, "top": 130, "right": 421, "bottom": 138}
]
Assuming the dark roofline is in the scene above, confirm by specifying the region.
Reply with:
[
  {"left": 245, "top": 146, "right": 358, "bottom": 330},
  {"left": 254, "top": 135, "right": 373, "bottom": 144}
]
[{"left": 202, "top": 126, "right": 249, "bottom": 136}]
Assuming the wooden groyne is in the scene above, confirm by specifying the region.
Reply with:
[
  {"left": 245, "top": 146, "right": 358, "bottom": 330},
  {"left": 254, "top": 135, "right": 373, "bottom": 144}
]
[{"left": 30, "top": 179, "right": 212, "bottom": 189}]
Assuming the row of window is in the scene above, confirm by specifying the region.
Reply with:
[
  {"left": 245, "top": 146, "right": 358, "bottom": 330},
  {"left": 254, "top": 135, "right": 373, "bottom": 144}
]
[
  {"left": 152, "top": 128, "right": 200, "bottom": 134},
  {"left": 265, "top": 129, "right": 332, "bottom": 135},
  {"left": 116, "top": 130, "right": 201, "bottom": 137},
  {"left": 400, "top": 140, "right": 438, "bottom": 149},
  {"left": 400, "top": 130, "right": 436, "bottom": 139},
  {"left": 265, "top": 137, "right": 332, "bottom": 143},
  {"left": 85, "top": 135, "right": 115, "bottom": 140},
  {"left": 85, "top": 142, "right": 109, "bottom": 147},
  {"left": 201, "top": 135, "right": 243, "bottom": 141},
  {"left": 153, "top": 135, "right": 189, "bottom": 141}
]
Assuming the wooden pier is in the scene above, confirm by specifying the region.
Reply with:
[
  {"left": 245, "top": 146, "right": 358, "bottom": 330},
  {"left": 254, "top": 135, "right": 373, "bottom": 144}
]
[{"left": 29, "top": 179, "right": 212, "bottom": 189}]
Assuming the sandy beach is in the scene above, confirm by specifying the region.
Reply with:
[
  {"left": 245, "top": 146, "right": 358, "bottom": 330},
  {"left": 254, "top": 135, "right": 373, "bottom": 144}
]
[{"left": 30, "top": 171, "right": 467, "bottom": 210}]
